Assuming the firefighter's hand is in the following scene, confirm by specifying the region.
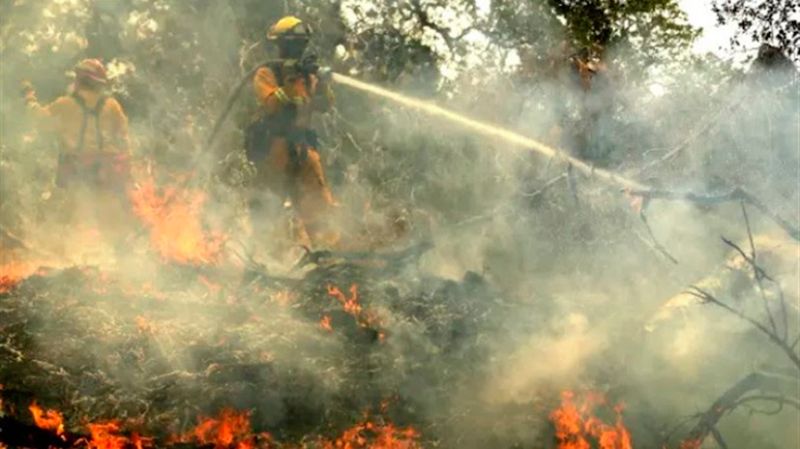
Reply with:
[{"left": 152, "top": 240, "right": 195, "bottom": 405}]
[
  {"left": 282, "top": 59, "right": 302, "bottom": 80},
  {"left": 298, "top": 53, "right": 319, "bottom": 75}
]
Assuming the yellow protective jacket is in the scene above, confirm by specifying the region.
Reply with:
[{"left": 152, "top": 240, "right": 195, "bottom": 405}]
[
  {"left": 27, "top": 88, "right": 131, "bottom": 155},
  {"left": 253, "top": 64, "right": 333, "bottom": 127}
]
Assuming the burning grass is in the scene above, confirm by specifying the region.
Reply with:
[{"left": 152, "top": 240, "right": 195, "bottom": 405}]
[
  {"left": 0, "top": 260, "right": 47, "bottom": 294},
  {"left": 129, "top": 176, "right": 226, "bottom": 266},
  {"left": 16, "top": 400, "right": 422, "bottom": 449},
  {"left": 0, "top": 244, "right": 528, "bottom": 448},
  {"left": 550, "top": 391, "right": 632, "bottom": 449}
]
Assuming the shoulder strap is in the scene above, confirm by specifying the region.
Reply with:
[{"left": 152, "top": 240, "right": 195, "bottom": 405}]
[
  {"left": 70, "top": 93, "right": 108, "bottom": 152},
  {"left": 71, "top": 92, "right": 89, "bottom": 152},
  {"left": 94, "top": 95, "right": 109, "bottom": 151},
  {"left": 268, "top": 61, "right": 284, "bottom": 86}
]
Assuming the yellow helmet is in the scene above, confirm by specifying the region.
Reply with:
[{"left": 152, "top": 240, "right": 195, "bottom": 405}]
[{"left": 266, "top": 16, "right": 310, "bottom": 40}]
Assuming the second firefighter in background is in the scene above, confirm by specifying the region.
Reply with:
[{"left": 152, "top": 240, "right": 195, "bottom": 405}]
[{"left": 247, "top": 16, "right": 338, "bottom": 249}]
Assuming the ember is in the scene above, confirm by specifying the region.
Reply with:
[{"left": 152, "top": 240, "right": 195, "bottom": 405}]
[
  {"left": 129, "top": 176, "right": 225, "bottom": 265},
  {"left": 319, "top": 418, "right": 421, "bottom": 449},
  {"left": 320, "top": 315, "right": 333, "bottom": 332},
  {"left": 327, "top": 284, "right": 380, "bottom": 329},
  {"left": 28, "top": 401, "right": 64, "bottom": 436},
  {"left": 550, "top": 391, "right": 633, "bottom": 449}
]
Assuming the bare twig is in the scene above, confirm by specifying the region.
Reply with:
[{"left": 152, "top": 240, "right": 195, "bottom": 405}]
[
  {"left": 628, "top": 186, "right": 800, "bottom": 242},
  {"left": 689, "top": 287, "right": 800, "bottom": 370},
  {"left": 720, "top": 237, "right": 773, "bottom": 282},
  {"left": 520, "top": 173, "right": 567, "bottom": 199},
  {"left": 640, "top": 213, "right": 679, "bottom": 264},
  {"left": 710, "top": 426, "right": 730, "bottom": 449},
  {"left": 732, "top": 394, "right": 800, "bottom": 413}
]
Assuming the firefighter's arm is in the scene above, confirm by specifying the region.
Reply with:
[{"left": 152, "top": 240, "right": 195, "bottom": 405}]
[
  {"left": 21, "top": 81, "right": 60, "bottom": 130},
  {"left": 106, "top": 98, "right": 131, "bottom": 154},
  {"left": 253, "top": 66, "right": 305, "bottom": 114}
]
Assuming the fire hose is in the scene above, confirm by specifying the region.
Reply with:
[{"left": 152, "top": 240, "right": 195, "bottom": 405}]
[{"left": 203, "top": 65, "right": 799, "bottom": 242}]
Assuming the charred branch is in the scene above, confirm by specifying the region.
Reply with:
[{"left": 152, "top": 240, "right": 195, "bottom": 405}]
[
  {"left": 679, "top": 371, "right": 795, "bottom": 447},
  {"left": 628, "top": 186, "right": 800, "bottom": 242}
]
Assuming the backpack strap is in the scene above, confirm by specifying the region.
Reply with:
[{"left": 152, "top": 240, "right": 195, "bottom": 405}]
[
  {"left": 71, "top": 92, "right": 108, "bottom": 152},
  {"left": 71, "top": 92, "right": 89, "bottom": 152},
  {"left": 93, "top": 95, "right": 108, "bottom": 151},
  {"left": 268, "top": 61, "right": 284, "bottom": 86}
]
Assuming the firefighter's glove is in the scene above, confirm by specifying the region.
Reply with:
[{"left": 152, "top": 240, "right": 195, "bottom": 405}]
[{"left": 298, "top": 53, "right": 320, "bottom": 76}]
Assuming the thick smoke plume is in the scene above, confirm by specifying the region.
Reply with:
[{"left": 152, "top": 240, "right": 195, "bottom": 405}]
[{"left": 0, "top": 1, "right": 798, "bottom": 448}]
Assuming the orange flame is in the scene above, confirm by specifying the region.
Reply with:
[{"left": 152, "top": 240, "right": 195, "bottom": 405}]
[
  {"left": 131, "top": 433, "right": 154, "bottom": 449},
  {"left": 135, "top": 316, "right": 157, "bottom": 335},
  {"left": 0, "top": 261, "right": 43, "bottom": 294},
  {"left": 550, "top": 391, "right": 633, "bottom": 449},
  {"left": 181, "top": 408, "right": 267, "bottom": 449},
  {"left": 129, "top": 177, "right": 225, "bottom": 265},
  {"left": 28, "top": 402, "right": 65, "bottom": 436},
  {"left": 320, "top": 418, "right": 421, "bottom": 449},
  {"left": 320, "top": 315, "right": 333, "bottom": 332},
  {"left": 87, "top": 421, "right": 129, "bottom": 449},
  {"left": 327, "top": 284, "right": 381, "bottom": 330}
]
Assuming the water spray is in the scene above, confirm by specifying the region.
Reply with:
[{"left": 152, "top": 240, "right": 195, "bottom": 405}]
[
  {"left": 330, "top": 73, "right": 648, "bottom": 192},
  {"left": 203, "top": 67, "right": 797, "bottom": 241},
  {"left": 329, "top": 73, "right": 800, "bottom": 241}
]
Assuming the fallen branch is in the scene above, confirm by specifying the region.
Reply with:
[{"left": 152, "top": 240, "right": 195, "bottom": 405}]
[{"left": 679, "top": 371, "right": 793, "bottom": 448}]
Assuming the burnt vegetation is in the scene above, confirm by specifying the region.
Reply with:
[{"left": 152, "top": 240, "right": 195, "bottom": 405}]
[{"left": 1, "top": 1, "right": 799, "bottom": 448}]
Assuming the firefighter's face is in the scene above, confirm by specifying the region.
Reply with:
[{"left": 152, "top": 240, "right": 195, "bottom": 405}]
[{"left": 278, "top": 36, "right": 309, "bottom": 59}]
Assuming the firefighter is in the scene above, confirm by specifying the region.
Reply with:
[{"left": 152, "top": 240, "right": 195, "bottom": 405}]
[
  {"left": 22, "top": 58, "right": 132, "bottom": 256},
  {"left": 246, "top": 16, "right": 338, "bottom": 250}
]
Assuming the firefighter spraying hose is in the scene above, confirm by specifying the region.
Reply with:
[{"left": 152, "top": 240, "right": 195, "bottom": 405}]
[
  {"left": 209, "top": 18, "right": 646, "bottom": 209},
  {"left": 209, "top": 18, "right": 646, "bottom": 216},
  {"left": 209, "top": 16, "right": 797, "bottom": 252}
]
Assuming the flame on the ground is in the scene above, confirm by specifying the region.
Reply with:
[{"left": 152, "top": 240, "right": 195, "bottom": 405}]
[
  {"left": 550, "top": 390, "right": 633, "bottom": 449},
  {"left": 0, "top": 260, "right": 44, "bottom": 294},
  {"left": 87, "top": 421, "right": 125, "bottom": 449},
  {"left": 179, "top": 408, "right": 269, "bottom": 449},
  {"left": 320, "top": 315, "right": 333, "bottom": 332},
  {"left": 318, "top": 418, "right": 421, "bottom": 449},
  {"left": 327, "top": 284, "right": 381, "bottom": 330},
  {"left": 15, "top": 399, "right": 423, "bottom": 449},
  {"left": 129, "top": 176, "right": 225, "bottom": 265},
  {"left": 87, "top": 421, "right": 152, "bottom": 449},
  {"left": 28, "top": 401, "right": 65, "bottom": 436},
  {"left": 135, "top": 316, "right": 157, "bottom": 335}
]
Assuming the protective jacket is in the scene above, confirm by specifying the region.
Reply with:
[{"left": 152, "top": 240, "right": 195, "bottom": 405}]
[
  {"left": 248, "top": 61, "right": 336, "bottom": 246},
  {"left": 27, "top": 88, "right": 131, "bottom": 190}
]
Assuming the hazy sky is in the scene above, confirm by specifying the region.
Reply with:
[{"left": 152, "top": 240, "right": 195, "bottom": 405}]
[{"left": 679, "top": 0, "right": 740, "bottom": 58}]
